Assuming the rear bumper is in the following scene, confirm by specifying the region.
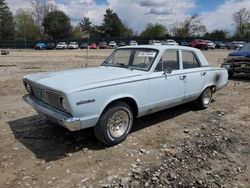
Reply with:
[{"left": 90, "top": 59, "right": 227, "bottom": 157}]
[{"left": 23, "top": 94, "right": 81, "bottom": 131}]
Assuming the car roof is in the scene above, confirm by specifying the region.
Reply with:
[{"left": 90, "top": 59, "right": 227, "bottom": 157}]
[{"left": 118, "top": 45, "right": 198, "bottom": 52}]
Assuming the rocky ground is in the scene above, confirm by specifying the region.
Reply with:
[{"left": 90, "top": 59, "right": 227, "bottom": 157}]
[{"left": 0, "top": 49, "right": 249, "bottom": 188}]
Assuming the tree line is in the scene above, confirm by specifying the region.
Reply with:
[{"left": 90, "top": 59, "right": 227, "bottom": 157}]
[{"left": 0, "top": 0, "right": 250, "bottom": 41}]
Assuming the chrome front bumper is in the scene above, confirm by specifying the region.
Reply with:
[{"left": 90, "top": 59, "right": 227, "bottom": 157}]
[{"left": 23, "top": 94, "right": 81, "bottom": 131}]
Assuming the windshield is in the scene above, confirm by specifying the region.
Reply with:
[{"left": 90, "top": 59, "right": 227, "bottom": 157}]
[
  {"left": 102, "top": 48, "right": 158, "bottom": 71},
  {"left": 240, "top": 43, "right": 250, "bottom": 51}
]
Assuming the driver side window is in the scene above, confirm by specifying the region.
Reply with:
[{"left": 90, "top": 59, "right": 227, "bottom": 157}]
[{"left": 155, "top": 50, "right": 179, "bottom": 72}]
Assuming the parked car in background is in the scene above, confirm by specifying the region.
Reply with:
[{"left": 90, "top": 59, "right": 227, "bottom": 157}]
[
  {"left": 129, "top": 40, "right": 138, "bottom": 45},
  {"left": 214, "top": 41, "right": 226, "bottom": 49},
  {"left": 226, "top": 42, "right": 237, "bottom": 50},
  {"left": 234, "top": 41, "right": 246, "bottom": 49},
  {"left": 227, "top": 41, "right": 246, "bottom": 50},
  {"left": 35, "top": 42, "right": 47, "bottom": 50},
  {"left": 56, "top": 42, "right": 68, "bottom": 50},
  {"left": 191, "top": 39, "right": 208, "bottom": 50},
  {"left": 68, "top": 42, "right": 79, "bottom": 49},
  {"left": 80, "top": 43, "right": 88, "bottom": 49},
  {"left": 108, "top": 41, "right": 117, "bottom": 48},
  {"left": 222, "top": 43, "right": 250, "bottom": 78},
  {"left": 181, "top": 41, "right": 190, "bottom": 46},
  {"left": 206, "top": 40, "right": 216, "bottom": 50},
  {"left": 89, "top": 43, "right": 97, "bottom": 49},
  {"left": 118, "top": 42, "right": 127, "bottom": 47},
  {"left": 149, "top": 40, "right": 161, "bottom": 45},
  {"left": 23, "top": 45, "right": 228, "bottom": 146},
  {"left": 46, "top": 43, "right": 56, "bottom": 50},
  {"left": 99, "top": 42, "right": 107, "bottom": 49},
  {"left": 164, "top": 39, "right": 179, "bottom": 46}
]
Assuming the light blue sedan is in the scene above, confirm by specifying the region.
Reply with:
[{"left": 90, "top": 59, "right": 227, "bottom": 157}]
[{"left": 23, "top": 45, "right": 228, "bottom": 145}]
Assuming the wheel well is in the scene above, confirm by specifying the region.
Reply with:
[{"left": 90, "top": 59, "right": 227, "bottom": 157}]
[
  {"left": 207, "top": 85, "right": 216, "bottom": 93},
  {"left": 103, "top": 98, "right": 138, "bottom": 118}
]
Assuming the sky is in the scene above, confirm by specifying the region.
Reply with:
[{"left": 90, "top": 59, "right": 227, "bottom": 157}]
[{"left": 5, "top": 0, "right": 250, "bottom": 34}]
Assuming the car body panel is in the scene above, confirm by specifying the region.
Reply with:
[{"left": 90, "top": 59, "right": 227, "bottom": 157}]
[{"left": 23, "top": 45, "right": 228, "bottom": 131}]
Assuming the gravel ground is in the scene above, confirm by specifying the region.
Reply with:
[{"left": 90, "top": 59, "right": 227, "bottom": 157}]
[{"left": 0, "top": 49, "right": 249, "bottom": 188}]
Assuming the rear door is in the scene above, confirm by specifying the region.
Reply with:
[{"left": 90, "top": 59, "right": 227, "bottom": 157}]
[{"left": 181, "top": 50, "right": 206, "bottom": 101}]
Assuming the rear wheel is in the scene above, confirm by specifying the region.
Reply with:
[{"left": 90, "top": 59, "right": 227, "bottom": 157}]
[
  {"left": 193, "top": 87, "right": 213, "bottom": 110},
  {"left": 94, "top": 102, "right": 133, "bottom": 146}
]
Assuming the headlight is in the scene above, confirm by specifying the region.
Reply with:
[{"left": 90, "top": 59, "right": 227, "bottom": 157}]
[
  {"left": 25, "top": 82, "right": 32, "bottom": 93},
  {"left": 60, "top": 97, "right": 69, "bottom": 112}
]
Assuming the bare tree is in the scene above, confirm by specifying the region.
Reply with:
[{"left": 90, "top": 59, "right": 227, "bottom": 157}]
[
  {"left": 233, "top": 8, "right": 250, "bottom": 36},
  {"left": 172, "top": 15, "right": 206, "bottom": 37},
  {"left": 79, "top": 17, "right": 92, "bottom": 34},
  {"left": 29, "top": 0, "right": 57, "bottom": 39}
]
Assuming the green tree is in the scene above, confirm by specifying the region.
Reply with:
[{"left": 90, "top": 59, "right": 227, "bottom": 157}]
[
  {"left": 72, "top": 25, "right": 86, "bottom": 38},
  {"left": 43, "top": 10, "right": 72, "bottom": 39},
  {"left": 101, "top": 8, "right": 132, "bottom": 37},
  {"left": 140, "top": 23, "right": 167, "bottom": 37},
  {"left": 0, "top": 0, "right": 14, "bottom": 39},
  {"left": 204, "top": 29, "right": 228, "bottom": 39},
  {"left": 14, "top": 8, "right": 39, "bottom": 40},
  {"left": 172, "top": 15, "right": 206, "bottom": 37}
]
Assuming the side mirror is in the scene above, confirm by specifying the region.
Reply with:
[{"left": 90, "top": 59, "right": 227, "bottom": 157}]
[{"left": 164, "top": 67, "right": 172, "bottom": 75}]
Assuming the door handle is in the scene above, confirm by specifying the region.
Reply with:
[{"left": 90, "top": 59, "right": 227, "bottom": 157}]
[
  {"left": 179, "top": 75, "right": 186, "bottom": 80},
  {"left": 201, "top": 72, "right": 206, "bottom": 76}
]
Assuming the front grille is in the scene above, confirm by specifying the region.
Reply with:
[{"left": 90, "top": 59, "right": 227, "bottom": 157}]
[
  {"left": 47, "top": 91, "right": 63, "bottom": 111},
  {"left": 30, "top": 84, "right": 63, "bottom": 111},
  {"left": 32, "top": 85, "right": 48, "bottom": 104}
]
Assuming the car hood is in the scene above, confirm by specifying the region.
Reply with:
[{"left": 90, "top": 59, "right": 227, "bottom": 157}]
[
  {"left": 24, "top": 66, "right": 144, "bottom": 93},
  {"left": 229, "top": 50, "right": 250, "bottom": 57}
]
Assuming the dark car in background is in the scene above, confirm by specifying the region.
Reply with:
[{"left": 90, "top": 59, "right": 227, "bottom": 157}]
[
  {"left": 190, "top": 39, "right": 208, "bottom": 50},
  {"left": 221, "top": 43, "right": 250, "bottom": 77},
  {"left": 35, "top": 42, "right": 47, "bottom": 50},
  {"left": 80, "top": 43, "right": 88, "bottom": 49},
  {"left": 214, "top": 41, "right": 226, "bottom": 49},
  {"left": 118, "top": 42, "right": 127, "bottom": 47},
  {"left": 99, "top": 42, "right": 107, "bottom": 49},
  {"left": 46, "top": 43, "right": 56, "bottom": 50}
]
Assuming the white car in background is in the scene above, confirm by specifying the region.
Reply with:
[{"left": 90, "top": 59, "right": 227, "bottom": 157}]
[
  {"left": 206, "top": 41, "right": 216, "bottom": 50},
  {"left": 163, "top": 39, "right": 179, "bottom": 46},
  {"left": 68, "top": 42, "right": 79, "bottom": 49},
  {"left": 108, "top": 41, "right": 117, "bottom": 48},
  {"left": 129, "top": 40, "right": 138, "bottom": 45},
  {"left": 149, "top": 40, "right": 162, "bottom": 45},
  {"left": 56, "top": 42, "right": 68, "bottom": 49}
]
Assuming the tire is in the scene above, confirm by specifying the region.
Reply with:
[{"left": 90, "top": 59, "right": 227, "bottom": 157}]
[
  {"left": 94, "top": 102, "right": 133, "bottom": 146},
  {"left": 193, "top": 87, "right": 213, "bottom": 110},
  {"left": 228, "top": 71, "right": 234, "bottom": 78}
]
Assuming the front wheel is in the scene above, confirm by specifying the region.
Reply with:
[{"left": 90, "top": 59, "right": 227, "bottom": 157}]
[
  {"left": 94, "top": 102, "right": 133, "bottom": 146},
  {"left": 228, "top": 71, "right": 234, "bottom": 78},
  {"left": 193, "top": 87, "right": 213, "bottom": 110}
]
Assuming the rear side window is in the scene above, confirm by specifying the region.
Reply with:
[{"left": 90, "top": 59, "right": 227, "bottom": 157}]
[
  {"left": 182, "top": 51, "right": 200, "bottom": 69},
  {"left": 155, "top": 50, "right": 179, "bottom": 72}
]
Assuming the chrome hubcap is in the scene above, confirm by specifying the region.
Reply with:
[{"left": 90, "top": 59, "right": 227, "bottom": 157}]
[
  {"left": 108, "top": 110, "right": 129, "bottom": 138},
  {"left": 203, "top": 89, "right": 212, "bottom": 105}
]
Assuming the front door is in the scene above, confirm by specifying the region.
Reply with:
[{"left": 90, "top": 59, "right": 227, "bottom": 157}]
[{"left": 146, "top": 50, "right": 186, "bottom": 114}]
